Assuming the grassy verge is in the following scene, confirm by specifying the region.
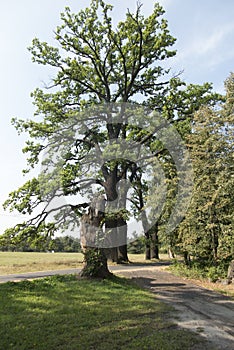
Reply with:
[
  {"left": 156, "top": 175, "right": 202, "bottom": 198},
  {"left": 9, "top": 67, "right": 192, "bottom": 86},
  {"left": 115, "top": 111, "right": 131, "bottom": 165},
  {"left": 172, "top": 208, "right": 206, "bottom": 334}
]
[
  {"left": 128, "top": 253, "right": 169, "bottom": 263},
  {"left": 169, "top": 261, "right": 234, "bottom": 298},
  {"left": 0, "top": 274, "right": 209, "bottom": 350}
]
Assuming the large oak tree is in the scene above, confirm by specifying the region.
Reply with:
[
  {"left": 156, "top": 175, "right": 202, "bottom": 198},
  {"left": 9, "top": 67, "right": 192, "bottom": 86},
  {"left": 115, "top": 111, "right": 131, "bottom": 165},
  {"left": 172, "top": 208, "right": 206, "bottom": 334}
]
[{"left": 2, "top": 0, "right": 221, "bottom": 277}]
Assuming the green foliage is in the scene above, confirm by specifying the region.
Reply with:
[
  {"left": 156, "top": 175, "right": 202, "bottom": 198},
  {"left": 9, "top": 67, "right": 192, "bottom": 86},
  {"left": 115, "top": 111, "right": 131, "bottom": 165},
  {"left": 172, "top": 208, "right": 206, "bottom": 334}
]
[
  {"left": 104, "top": 208, "right": 129, "bottom": 222},
  {"left": 177, "top": 76, "right": 234, "bottom": 265},
  {"left": 3, "top": 178, "right": 41, "bottom": 214},
  {"left": 51, "top": 235, "right": 81, "bottom": 252},
  {"left": 170, "top": 259, "right": 230, "bottom": 281},
  {"left": 3, "top": 0, "right": 180, "bottom": 245},
  {"left": 82, "top": 248, "right": 107, "bottom": 277},
  {"left": 161, "top": 72, "right": 233, "bottom": 273},
  {"left": 0, "top": 235, "right": 81, "bottom": 253},
  {"left": 2, "top": 0, "right": 225, "bottom": 272},
  {"left": 128, "top": 235, "right": 145, "bottom": 254},
  {"left": 170, "top": 260, "right": 207, "bottom": 279}
]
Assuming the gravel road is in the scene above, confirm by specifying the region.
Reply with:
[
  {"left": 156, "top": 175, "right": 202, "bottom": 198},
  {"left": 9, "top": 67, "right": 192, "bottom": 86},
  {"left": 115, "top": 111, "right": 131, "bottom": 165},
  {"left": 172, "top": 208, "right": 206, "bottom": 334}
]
[{"left": 116, "top": 265, "right": 234, "bottom": 350}]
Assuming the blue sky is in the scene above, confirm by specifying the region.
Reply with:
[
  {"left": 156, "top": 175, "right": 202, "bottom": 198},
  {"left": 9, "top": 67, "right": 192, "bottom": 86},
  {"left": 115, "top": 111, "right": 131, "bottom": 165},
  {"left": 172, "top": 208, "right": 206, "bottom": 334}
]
[{"left": 0, "top": 0, "right": 234, "bottom": 232}]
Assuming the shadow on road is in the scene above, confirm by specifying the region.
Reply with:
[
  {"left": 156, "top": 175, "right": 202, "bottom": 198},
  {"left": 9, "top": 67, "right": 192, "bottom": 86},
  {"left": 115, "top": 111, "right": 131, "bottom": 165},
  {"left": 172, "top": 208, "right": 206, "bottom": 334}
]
[
  {"left": 123, "top": 260, "right": 172, "bottom": 267},
  {"left": 120, "top": 272, "right": 234, "bottom": 350}
]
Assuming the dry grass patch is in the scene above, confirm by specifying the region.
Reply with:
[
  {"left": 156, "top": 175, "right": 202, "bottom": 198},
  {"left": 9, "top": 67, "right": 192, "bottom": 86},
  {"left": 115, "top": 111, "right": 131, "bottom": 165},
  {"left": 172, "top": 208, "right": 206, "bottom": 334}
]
[{"left": 0, "top": 252, "right": 83, "bottom": 275}]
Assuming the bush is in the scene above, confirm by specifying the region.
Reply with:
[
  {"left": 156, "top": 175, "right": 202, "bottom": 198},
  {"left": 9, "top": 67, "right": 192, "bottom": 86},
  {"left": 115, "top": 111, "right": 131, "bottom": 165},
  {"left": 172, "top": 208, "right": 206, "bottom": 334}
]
[{"left": 170, "top": 259, "right": 229, "bottom": 282}]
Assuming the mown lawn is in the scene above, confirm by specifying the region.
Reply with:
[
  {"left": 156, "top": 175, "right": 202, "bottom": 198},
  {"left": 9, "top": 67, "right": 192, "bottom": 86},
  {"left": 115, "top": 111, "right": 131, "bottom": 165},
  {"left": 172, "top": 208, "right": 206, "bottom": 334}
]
[{"left": 0, "top": 275, "right": 208, "bottom": 350}]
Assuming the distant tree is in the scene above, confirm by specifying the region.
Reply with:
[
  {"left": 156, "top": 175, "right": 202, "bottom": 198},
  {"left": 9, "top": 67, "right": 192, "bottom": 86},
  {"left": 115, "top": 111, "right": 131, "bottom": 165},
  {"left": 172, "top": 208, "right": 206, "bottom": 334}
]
[
  {"left": 127, "top": 232, "right": 145, "bottom": 255},
  {"left": 50, "top": 236, "right": 81, "bottom": 252}
]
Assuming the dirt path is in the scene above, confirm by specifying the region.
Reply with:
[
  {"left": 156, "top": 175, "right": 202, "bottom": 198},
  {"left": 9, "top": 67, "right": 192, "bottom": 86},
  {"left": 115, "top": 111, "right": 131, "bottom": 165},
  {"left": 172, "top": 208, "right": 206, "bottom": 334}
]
[
  {"left": 115, "top": 265, "right": 234, "bottom": 350},
  {"left": 1, "top": 263, "right": 233, "bottom": 349}
]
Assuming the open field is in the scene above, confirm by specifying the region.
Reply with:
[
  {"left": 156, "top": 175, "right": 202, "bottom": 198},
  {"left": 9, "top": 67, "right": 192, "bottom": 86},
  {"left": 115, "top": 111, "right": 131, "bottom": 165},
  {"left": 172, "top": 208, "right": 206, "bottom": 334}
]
[
  {"left": 0, "top": 252, "right": 168, "bottom": 275},
  {"left": 0, "top": 274, "right": 210, "bottom": 350},
  {"left": 1, "top": 252, "right": 233, "bottom": 298},
  {"left": 0, "top": 252, "right": 84, "bottom": 275}
]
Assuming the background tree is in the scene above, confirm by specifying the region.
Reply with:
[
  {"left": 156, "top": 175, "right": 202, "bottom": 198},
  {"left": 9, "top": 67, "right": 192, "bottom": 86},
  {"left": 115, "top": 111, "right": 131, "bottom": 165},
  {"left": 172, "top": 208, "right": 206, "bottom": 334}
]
[
  {"left": 176, "top": 73, "right": 234, "bottom": 269},
  {"left": 0, "top": 234, "right": 81, "bottom": 252},
  {"left": 129, "top": 81, "right": 221, "bottom": 260}
]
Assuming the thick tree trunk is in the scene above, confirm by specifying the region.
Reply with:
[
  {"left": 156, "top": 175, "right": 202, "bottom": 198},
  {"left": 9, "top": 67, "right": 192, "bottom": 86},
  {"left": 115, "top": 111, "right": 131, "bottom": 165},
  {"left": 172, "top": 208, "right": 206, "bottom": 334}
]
[
  {"left": 150, "top": 224, "right": 159, "bottom": 260},
  {"left": 168, "top": 247, "right": 175, "bottom": 259},
  {"left": 104, "top": 174, "right": 120, "bottom": 263},
  {"left": 145, "top": 243, "right": 151, "bottom": 260},
  {"left": 107, "top": 242, "right": 128, "bottom": 263},
  {"left": 80, "top": 196, "right": 112, "bottom": 278},
  {"left": 183, "top": 251, "right": 191, "bottom": 266},
  {"left": 150, "top": 232, "right": 159, "bottom": 259},
  {"left": 109, "top": 247, "right": 118, "bottom": 262},
  {"left": 104, "top": 177, "right": 129, "bottom": 263},
  {"left": 141, "top": 209, "right": 151, "bottom": 260},
  {"left": 116, "top": 180, "right": 129, "bottom": 263},
  {"left": 116, "top": 216, "right": 129, "bottom": 263},
  {"left": 141, "top": 210, "right": 159, "bottom": 260},
  {"left": 117, "top": 245, "right": 128, "bottom": 263},
  {"left": 80, "top": 248, "right": 112, "bottom": 278},
  {"left": 227, "top": 260, "right": 234, "bottom": 283},
  {"left": 105, "top": 217, "right": 118, "bottom": 262}
]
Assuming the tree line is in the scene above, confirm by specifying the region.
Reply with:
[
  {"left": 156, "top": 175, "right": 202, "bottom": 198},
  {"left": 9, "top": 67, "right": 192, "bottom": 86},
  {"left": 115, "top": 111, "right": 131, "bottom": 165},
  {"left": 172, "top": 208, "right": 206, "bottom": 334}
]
[
  {"left": 0, "top": 232, "right": 145, "bottom": 254},
  {"left": 0, "top": 235, "right": 81, "bottom": 253}
]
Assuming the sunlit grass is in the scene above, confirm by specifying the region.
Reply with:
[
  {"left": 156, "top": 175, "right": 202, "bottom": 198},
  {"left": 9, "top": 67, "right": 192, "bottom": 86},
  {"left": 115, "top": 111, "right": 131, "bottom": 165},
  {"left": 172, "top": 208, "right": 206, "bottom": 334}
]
[
  {"left": 0, "top": 252, "right": 170, "bottom": 275},
  {"left": 0, "top": 274, "right": 209, "bottom": 350},
  {"left": 0, "top": 252, "right": 83, "bottom": 275},
  {"left": 128, "top": 253, "right": 169, "bottom": 263}
]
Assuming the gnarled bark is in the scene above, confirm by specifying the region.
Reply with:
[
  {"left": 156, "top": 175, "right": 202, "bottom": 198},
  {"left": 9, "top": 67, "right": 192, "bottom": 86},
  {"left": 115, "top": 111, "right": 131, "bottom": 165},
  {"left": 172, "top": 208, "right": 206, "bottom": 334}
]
[{"left": 80, "top": 196, "right": 112, "bottom": 278}]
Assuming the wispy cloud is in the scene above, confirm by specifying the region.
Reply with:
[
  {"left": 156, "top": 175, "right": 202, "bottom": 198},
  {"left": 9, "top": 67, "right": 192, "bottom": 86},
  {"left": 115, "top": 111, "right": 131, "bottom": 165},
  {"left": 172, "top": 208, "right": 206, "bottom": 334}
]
[
  {"left": 196, "top": 24, "right": 234, "bottom": 55},
  {"left": 178, "top": 22, "right": 234, "bottom": 60}
]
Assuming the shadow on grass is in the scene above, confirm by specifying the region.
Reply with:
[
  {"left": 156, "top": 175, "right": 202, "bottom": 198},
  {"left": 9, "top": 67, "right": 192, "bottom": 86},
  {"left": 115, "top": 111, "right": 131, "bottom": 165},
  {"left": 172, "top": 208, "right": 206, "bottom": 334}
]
[
  {"left": 0, "top": 274, "right": 212, "bottom": 350},
  {"left": 129, "top": 276, "right": 234, "bottom": 350}
]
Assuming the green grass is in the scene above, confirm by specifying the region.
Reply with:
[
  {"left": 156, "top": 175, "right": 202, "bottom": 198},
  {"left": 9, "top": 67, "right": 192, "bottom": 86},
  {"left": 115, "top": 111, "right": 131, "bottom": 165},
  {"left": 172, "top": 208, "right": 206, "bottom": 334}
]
[
  {"left": 169, "top": 261, "right": 234, "bottom": 298},
  {"left": 169, "top": 259, "right": 229, "bottom": 281},
  {"left": 0, "top": 274, "right": 208, "bottom": 350}
]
